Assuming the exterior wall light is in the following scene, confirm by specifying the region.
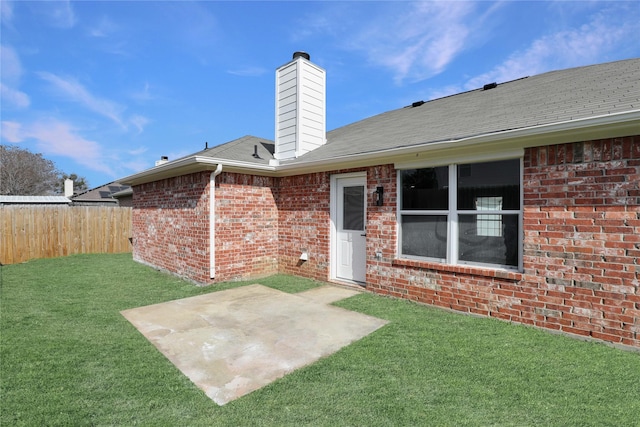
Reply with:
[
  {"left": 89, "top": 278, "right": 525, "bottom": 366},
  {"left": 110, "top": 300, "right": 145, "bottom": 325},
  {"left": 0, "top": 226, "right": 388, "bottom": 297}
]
[{"left": 375, "top": 186, "right": 384, "bottom": 206}]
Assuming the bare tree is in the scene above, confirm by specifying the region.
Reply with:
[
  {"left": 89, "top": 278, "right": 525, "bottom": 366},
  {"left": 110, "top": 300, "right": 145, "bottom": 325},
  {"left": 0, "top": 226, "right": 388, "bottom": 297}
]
[{"left": 0, "top": 145, "right": 61, "bottom": 195}]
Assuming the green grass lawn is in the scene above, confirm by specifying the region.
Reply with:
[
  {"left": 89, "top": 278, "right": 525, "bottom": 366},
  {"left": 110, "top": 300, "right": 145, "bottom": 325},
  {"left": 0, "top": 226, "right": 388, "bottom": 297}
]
[{"left": 1, "top": 254, "right": 639, "bottom": 426}]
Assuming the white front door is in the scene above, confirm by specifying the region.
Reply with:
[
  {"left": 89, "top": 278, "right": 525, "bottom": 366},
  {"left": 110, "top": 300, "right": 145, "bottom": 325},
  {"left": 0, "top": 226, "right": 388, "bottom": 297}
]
[{"left": 334, "top": 175, "right": 367, "bottom": 284}]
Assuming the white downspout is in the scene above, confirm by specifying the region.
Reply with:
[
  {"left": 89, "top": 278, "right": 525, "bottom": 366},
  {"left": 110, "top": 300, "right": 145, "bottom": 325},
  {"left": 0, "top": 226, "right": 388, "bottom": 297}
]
[{"left": 210, "top": 164, "right": 223, "bottom": 278}]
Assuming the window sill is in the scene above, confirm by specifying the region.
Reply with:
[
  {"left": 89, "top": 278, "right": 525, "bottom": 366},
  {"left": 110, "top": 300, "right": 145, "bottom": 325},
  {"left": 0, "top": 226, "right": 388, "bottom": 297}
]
[{"left": 392, "top": 258, "right": 522, "bottom": 281}]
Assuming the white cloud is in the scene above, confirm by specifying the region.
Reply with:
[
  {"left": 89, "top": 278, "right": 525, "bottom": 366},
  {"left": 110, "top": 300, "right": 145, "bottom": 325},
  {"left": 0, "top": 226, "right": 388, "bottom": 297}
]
[
  {"left": 127, "top": 147, "right": 148, "bottom": 156},
  {"left": 227, "top": 67, "right": 268, "bottom": 77},
  {"left": 464, "top": 4, "right": 640, "bottom": 90},
  {"left": 341, "top": 2, "right": 476, "bottom": 84},
  {"left": 1, "top": 83, "right": 30, "bottom": 108},
  {"left": 1, "top": 45, "right": 30, "bottom": 108},
  {"left": 1, "top": 45, "right": 23, "bottom": 83},
  {"left": 1, "top": 121, "right": 23, "bottom": 143},
  {"left": 1, "top": 119, "right": 113, "bottom": 175},
  {"left": 38, "top": 72, "right": 126, "bottom": 128},
  {"left": 129, "top": 115, "right": 150, "bottom": 134},
  {"left": 1, "top": 0, "right": 13, "bottom": 26},
  {"left": 37, "top": 72, "right": 153, "bottom": 134}
]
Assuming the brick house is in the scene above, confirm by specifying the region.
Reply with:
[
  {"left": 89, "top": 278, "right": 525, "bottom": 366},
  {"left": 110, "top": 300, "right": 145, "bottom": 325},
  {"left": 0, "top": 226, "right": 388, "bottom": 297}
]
[{"left": 121, "top": 54, "right": 640, "bottom": 349}]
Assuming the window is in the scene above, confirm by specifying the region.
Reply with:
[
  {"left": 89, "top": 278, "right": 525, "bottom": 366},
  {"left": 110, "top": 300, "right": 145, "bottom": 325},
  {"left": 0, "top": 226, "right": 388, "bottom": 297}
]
[
  {"left": 476, "top": 197, "right": 503, "bottom": 237},
  {"left": 399, "top": 159, "right": 521, "bottom": 269},
  {"left": 343, "top": 186, "right": 364, "bottom": 231}
]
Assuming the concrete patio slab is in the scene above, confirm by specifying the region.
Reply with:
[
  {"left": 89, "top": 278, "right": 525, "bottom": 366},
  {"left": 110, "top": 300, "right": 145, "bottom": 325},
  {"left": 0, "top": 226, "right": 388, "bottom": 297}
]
[
  {"left": 121, "top": 284, "right": 388, "bottom": 405},
  {"left": 296, "top": 284, "right": 362, "bottom": 305}
]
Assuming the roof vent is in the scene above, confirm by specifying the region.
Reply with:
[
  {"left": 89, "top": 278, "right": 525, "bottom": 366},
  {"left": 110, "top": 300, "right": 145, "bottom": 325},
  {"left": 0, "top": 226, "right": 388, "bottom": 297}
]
[
  {"left": 483, "top": 82, "right": 498, "bottom": 91},
  {"left": 155, "top": 156, "right": 169, "bottom": 166},
  {"left": 252, "top": 144, "right": 261, "bottom": 159},
  {"left": 411, "top": 100, "right": 425, "bottom": 108},
  {"left": 292, "top": 51, "right": 310, "bottom": 61}
]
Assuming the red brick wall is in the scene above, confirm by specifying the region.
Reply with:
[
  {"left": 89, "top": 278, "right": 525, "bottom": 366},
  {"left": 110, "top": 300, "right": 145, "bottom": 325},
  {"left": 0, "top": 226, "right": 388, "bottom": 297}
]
[
  {"left": 276, "top": 172, "right": 331, "bottom": 281},
  {"left": 215, "top": 173, "right": 279, "bottom": 281},
  {"left": 132, "top": 172, "right": 211, "bottom": 283},
  {"left": 366, "top": 165, "right": 398, "bottom": 283},
  {"left": 132, "top": 136, "right": 639, "bottom": 348},
  {"left": 368, "top": 136, "right": 640, "bottom": 348},
  {"left": 133, "top": 172, "right": 280, "bottom": 284},
  {"left": 522, "top": 137, "right": 639, "bottom": 346}
]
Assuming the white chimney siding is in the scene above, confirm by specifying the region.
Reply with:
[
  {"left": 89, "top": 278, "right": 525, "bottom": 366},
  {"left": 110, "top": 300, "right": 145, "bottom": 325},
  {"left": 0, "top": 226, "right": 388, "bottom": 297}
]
[
  {"left": 64, "top": 179, "right": 73, "bottom": 198},
  {"left": 274, "top": 53, "right": 326, "bottom": 160}
]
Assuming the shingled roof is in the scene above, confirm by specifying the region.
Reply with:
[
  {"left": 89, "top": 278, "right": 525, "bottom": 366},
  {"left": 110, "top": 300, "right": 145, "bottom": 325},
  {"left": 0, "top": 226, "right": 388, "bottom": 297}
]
[
  {"left": 71, "top": 182, "right": 130, "bottom": 205},
  {"left": 204, "top": 58, "right": 639, "bottom": 164},
  {"left": 196, "top": 136, "right": 275, "bottom": 166},
  {"left": 300, "top": 57, "right": 639, "bottom": 162},
  {"left": 121, "top": 58, "right": 640, "bottom": 184}
]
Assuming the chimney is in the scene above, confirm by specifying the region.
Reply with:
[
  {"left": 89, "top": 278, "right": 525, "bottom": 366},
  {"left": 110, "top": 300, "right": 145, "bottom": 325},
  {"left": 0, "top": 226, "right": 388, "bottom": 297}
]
[
  {"left": 155, "top": 156, "right": 169, "bottom": 166},
  {"left": 274, "top": 52, "right": 326, "bottom": 160},
  {"left": 64, "top": 179, "right": 73, "bottom": 198}
]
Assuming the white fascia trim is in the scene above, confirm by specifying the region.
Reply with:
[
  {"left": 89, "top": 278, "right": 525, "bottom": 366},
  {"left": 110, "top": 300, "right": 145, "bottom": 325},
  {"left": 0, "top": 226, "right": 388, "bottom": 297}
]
[
  {"left": 119, "top": 156, "right": 216, "bottom": 185},
  {"left": 120, "top": 156, "right": 277, "bottom": 185}
]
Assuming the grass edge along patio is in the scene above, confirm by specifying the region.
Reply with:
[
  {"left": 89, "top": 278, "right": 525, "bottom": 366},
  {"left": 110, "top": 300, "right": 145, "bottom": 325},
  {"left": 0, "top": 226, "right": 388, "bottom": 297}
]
[{"left": 2, "top": 253, "right": 639, "bottom": 425}]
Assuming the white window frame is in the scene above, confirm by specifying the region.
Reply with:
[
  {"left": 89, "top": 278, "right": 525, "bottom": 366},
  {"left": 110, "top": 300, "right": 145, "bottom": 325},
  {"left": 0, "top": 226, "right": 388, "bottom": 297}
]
[{"left": 397, "top": 158, "right": 523, "bottom": 271}]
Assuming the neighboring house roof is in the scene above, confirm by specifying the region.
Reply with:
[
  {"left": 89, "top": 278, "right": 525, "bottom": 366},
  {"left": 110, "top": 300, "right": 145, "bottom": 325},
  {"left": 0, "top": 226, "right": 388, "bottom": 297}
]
[
  {"left": 71, "top": 182, "right": 131, "bottom": 204},
  {"left": 0, "top": 195, "right": 71, "bottom": 204},
  {"left": 121, "top": 58, "right": 640, "bottom": 186}
]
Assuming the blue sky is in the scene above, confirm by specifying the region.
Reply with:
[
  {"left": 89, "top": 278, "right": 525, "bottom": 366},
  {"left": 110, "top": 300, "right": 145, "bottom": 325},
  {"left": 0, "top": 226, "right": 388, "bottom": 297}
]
[{"left": 2, "top": 1, "right": 639, "bottom": 189}]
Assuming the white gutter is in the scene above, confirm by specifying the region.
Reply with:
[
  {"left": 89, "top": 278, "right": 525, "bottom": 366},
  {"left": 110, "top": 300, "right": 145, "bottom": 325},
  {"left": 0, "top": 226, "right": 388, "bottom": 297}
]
[{"left": 210, "top": 164, "right": 223, "bottom": 279}]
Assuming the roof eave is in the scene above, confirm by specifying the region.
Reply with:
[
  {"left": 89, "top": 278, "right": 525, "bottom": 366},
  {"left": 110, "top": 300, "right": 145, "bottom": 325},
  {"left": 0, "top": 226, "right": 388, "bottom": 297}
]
[
  {"left": 119, "top": 157, "right": 211, "bottom": 186},
  {"left": 121, "top": 110, "right": 639, "bottom": 184},
  {"left": 274, "top": 109, "right": 640, "bottom": 175}
]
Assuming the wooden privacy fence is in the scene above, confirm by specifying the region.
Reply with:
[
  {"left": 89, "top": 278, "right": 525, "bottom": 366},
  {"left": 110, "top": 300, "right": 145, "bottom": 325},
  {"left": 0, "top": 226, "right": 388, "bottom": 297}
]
[{"left": 0, "top": 205, "right": 132, "bottom": 265}]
